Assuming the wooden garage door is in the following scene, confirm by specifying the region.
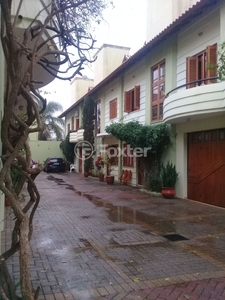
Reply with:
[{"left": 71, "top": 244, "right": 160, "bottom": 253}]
[{"left": 188, "top": 129, "right": 225, "bottom": 207}]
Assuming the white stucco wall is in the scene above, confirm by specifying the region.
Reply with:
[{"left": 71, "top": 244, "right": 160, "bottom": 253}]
[
  {"left": 70, "top": 78, "right": 94, "bottom": 105},
  {"left": 28, "top": 141, "right": 63, "bottom": 164},
  {"left": 146, "top": 0, "right": 199, "bottom": 42},
  {"left": 94, "top": 44, "right": 130, "bottom": 86}
]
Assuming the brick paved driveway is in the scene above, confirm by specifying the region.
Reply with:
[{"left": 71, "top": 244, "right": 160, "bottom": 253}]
[{"left": 2, "top": 172, "right": 225, "bottom": 299}]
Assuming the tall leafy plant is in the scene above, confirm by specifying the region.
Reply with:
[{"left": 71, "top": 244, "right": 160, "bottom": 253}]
[
  {"left": 106, "top": 121, "right": 172, "bottom": 191},
  {"left": 83, "top": 96, "right": 95, "bottom": 172},
  {"left": 60, "top": 134, "right": 74, "bottom": 165}
]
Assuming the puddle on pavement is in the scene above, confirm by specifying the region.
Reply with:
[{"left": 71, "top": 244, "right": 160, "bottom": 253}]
[{"left": 47, "top": 175, "right": 179, "bottom": 235}]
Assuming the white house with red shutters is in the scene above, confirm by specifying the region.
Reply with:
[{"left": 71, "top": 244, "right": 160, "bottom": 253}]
[{"left": 60, "top": 0, "right": 225, "bottom": 208}]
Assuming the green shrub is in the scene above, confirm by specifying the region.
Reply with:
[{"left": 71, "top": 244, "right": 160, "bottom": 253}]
[{"left": 161, "top": 161, "right": 179, "bottom": 187}]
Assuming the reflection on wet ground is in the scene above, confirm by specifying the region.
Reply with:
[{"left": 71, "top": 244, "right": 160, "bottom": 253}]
[{"left": 6, "top": 172, "right": 225, "bottom": 296}]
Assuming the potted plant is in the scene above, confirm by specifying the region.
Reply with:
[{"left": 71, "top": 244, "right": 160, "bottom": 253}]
[
  {"left": 98, "top": 170, "right": 105, "bottom": 182},
  {"left": 161, "top": 161, "right": 179, "bottom": 199},
  {"left": 105, "top": 156, "right": 115, "bottom": 185},
  {"left": 95, "top": 155, "right": 105, "bottom": 182},
  {"left": 84, "top": 157, "right": 92, "bottom": 177}
]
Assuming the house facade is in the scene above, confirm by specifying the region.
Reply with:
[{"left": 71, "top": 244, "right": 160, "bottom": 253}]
[{"left": 60, "top": 0, "right": 225, "bottom": 208}]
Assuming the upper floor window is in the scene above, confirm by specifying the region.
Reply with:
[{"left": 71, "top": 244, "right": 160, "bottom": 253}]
[
  {"left": 152, "top": 60, "right": 165, "bottom": 121},
  {"left": 71, "top": 116, "right": 74, "bottom": 130},
  {"left": 124, "top": 85, "right": 140, "bottom": 113},
  {"left": 76, "top": 118, "right": 80, "bottom": 131},
  {"left": 96, "top": 100, "right": 101, "bottom": 134},
  {"left": 186, "top": 44, "right": 217, "bottom": 88},
  {"left": 109, "top": 98, "right": 117, "bottom": 119}
]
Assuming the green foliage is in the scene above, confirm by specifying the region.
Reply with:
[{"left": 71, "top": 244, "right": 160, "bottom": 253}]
[
  {"left": 11, "top": 167, "right": 21, "bottom": 189},
  {"left": 207, "top": 41, "right": 225, "bottom": 81},
  {"left": 83, "top": 96, "right": 95, "bottom": 145},
  {"left": 161, "top": 161, "right": 179, "bottom": 187},
  {"left": 105, "top": 121, "right": 172, "bottom": 156},
  {"left": 217, "top": 42, "right": 225, "bottom": 81},
  {"left": 60, "top": 134, "right": 74, "bottom": 164},
  {"left": 83, "top": 96, "right": 95, "bottom": 172},
  {"left": 38, "top": 100, "right": 65, "bottom": 141},
  {"left": 145, "top": 167, "right": 162, "bottom": 192}
]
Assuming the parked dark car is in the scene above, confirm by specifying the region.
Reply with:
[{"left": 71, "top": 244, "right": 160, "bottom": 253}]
[{"left": 44, "top": 158, "right": 66, "bottom": 173}]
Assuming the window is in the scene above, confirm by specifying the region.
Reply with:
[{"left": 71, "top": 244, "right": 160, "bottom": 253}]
[
  {"left": 124, "top": 85, "right": 140, "bottom": 113},
  {"left": 67, "top": 123, "right": 70, "bottom": 133},
  {"left": 151, "top": 60, "right": 165, "bottom": 121},
  {"left": 123, "top": 144, "right": 134, "bottom": 167},
  {"left": 71, "top": 116, "right": 74, "bottom": 130},
  {"left": 76, "top": 118, "right": 79, "bottom": 131},
  {"left": 96, "top": 100, "right": 101, "bottom": 134},
  {"left": 186, "top": 45, "right": 217, "bottom": 88},
  {"left": 109, "top": 98, "right": 117, "bottom": 119}
]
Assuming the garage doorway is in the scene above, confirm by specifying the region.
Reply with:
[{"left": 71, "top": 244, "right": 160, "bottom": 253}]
[{"left": 188, "top": 128, "right": 225, "bottom": 207}]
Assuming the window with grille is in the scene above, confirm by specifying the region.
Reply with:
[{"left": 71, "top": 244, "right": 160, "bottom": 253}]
[{"left": 151, "top": 61, "right": 165, "bottom": 121}]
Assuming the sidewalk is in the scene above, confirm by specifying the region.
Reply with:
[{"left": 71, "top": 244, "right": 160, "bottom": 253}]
[{"left": 3, "top": 171, "right": 225, "bottom": 299}]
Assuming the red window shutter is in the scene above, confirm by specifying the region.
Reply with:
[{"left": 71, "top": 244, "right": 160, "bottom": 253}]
[
  {"left": 114, "top": 99, "right": 117, "bottom": 118},
  {"left": 110, "top": 101, "right": 113, "bottom": 119},
  {"left": 124, "top": 91, "right": 132, "bottom": 113},
  {"left": 134, "top": 85, "right": 140, "bottom": 110},
  {"left": 186, "top": 56, "right": 198, "bottom": 89},
  {"left": 76, "top": 118, "right": 79, "bottom": 130},
  {"left": 206, "top": 44, "right": 217, "bottom": 80},
  {"left": 67, "top": 123, "right": 70, "bottom": 132},
  {"left": 110, "top": 99, "right": 117, "bottom": 119}
]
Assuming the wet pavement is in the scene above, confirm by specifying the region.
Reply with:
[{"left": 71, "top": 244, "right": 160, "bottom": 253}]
[{"left": 2, "top": 172, "right": 225, "bottom": 299}]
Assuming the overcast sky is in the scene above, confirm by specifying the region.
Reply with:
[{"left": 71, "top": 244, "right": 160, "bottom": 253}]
[{"left": 43, "top": 0, "right": 147, "bottom": 111}]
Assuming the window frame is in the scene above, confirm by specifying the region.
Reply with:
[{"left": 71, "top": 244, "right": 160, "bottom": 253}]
[
  {"left": 186, "top": 44, "right": 217, "bottom": 88},
  {"left": 151, "top": 60, "right": 165, "bottom": 122},
  {"left": 124, "top": 85, "right": 140, "bottom": 113}
]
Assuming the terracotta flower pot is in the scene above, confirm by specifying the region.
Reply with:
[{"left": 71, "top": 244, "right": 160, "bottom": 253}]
[
  {"left": 99, "top": 173, "right": 104, "bottom": 182},
  {"left": 106, "top": 175, "right": 114, "bottom": 185},
  {"left": 161, "top": 187, "right": 176, "bottom": 199},
  {"left": 84, "top": 171, "right": 89, "bottom": 177}
]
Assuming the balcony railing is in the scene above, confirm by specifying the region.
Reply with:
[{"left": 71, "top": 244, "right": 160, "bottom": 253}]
[{"left": 166, "top": 77, "right": 218, "bottom": 98}]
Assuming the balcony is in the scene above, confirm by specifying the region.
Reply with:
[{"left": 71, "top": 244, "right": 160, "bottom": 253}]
[
  {"left": 164, "top": 81, "right": 225, "bottom": 124},
  {"left": 69, "top": 132, "right": 78, "bottom": 143},
  {"left": 69, "top": 129, "right": 84, "bottom": 143},
  {"left": 11, "top": 0, "right": 59, "bottom": 89}
]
